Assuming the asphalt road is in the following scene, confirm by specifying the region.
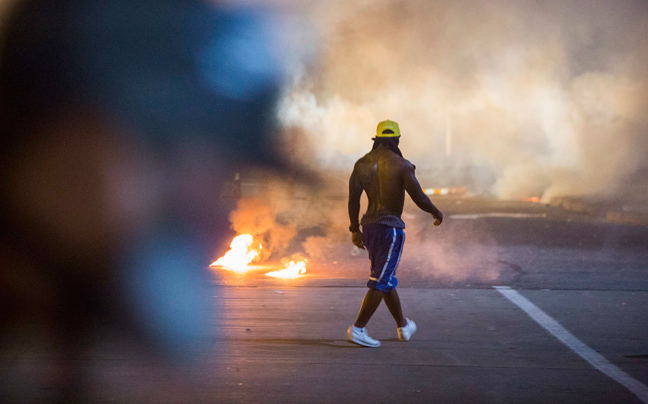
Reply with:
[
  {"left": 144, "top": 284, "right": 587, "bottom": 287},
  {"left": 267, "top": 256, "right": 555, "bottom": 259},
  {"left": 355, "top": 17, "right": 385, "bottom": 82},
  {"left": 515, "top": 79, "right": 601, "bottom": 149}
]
[
  {"left": 200, "top": 198, "right": 648, "bottom": 403},
  {"left": 3, "top": 197, "right": 648, "bottom": 402}
]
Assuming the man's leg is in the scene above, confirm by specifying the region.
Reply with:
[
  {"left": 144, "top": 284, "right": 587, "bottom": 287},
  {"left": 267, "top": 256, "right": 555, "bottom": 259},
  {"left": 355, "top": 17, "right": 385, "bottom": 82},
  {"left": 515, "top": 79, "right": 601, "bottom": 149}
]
[
  {"left": 353, "top": 289, "right": 383, "bottom": 328},
  {"left": 382, "top": 289, "right": 406, "bottom": 327}
]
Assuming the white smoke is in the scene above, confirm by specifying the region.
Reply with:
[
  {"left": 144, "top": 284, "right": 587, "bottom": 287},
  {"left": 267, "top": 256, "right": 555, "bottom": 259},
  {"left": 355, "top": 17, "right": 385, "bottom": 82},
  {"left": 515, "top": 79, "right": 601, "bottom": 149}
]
[
  {"left": 217, "top": 0, "right": 648, "bottom": 282},
  {"left": 278, "top": 0, "right": 648, "bottom": 201}
]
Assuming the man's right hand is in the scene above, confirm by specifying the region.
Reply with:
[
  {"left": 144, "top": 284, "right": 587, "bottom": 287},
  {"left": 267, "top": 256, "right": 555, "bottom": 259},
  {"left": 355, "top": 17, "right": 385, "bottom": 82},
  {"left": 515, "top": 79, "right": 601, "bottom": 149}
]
[
  {"left": 434, "top": 211, "right": 443, "bottom": 226},
  {"left": 351, "top": 231, "right": 365, "bottom": 249}
]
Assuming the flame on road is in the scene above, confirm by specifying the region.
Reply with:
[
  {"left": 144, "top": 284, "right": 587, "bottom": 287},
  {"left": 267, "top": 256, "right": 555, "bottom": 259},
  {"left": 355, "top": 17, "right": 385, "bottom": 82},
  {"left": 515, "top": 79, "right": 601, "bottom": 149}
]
[
  {"left": 265, "top": 259, "right": 308, "bottom": 279},
  {"left": 211, "top": 234, "right": 307, "bottom": 278},
  {"left": 210, "top": 234, "right": 261, "bottom": 272}
]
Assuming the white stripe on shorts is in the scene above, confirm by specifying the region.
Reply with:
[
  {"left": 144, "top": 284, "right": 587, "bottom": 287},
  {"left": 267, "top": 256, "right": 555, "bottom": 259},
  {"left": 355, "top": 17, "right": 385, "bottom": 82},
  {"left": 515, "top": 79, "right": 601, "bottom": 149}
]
[
  {"left": 388, "top": 232, "right": 405, "bottom": 284},
  {"left": 375, "top": 228, "right": 396, "bottom": 282}
]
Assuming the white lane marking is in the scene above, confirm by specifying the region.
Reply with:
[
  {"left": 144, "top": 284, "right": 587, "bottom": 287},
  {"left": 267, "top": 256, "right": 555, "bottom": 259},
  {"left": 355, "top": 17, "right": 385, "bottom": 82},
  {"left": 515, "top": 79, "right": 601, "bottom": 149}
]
[
  {"left": 494, "top": 286, "right": 648, "bottom": 403},
  {"left": 450, "top": 213, "right": 547, "bottom": 219}
]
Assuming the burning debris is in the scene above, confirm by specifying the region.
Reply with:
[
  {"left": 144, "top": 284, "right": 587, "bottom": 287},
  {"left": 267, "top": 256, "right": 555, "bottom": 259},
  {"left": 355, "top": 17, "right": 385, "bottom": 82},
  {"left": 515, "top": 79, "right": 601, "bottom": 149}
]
[
  {"left": 210, "top": 234, "right": 308, "bottom": 279},
  {"left": 210, "top": 234, "right": 261, "bottom": 273},
  {"left": 265, "top": 255, "right": 308, "bottom": 279}
]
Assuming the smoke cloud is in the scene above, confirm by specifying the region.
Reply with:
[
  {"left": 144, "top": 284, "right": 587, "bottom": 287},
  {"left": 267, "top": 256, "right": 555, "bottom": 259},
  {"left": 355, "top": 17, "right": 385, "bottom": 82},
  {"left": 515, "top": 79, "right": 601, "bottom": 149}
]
[
  {"left": 228, "top": 197, "right": 297, "bottom": 262},
  {"left": 278, "top": 0, "right": 648, "bottom": 201},
  {"left": 220, "top": 0, "right": 648, "bottom": 282}
]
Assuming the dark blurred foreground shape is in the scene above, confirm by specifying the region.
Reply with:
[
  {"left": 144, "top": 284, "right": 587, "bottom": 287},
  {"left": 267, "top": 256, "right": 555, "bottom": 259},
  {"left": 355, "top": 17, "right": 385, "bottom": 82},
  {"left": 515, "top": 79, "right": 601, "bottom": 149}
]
[{"left": 0, "top": 0, "right": 286, "bottom": 401}]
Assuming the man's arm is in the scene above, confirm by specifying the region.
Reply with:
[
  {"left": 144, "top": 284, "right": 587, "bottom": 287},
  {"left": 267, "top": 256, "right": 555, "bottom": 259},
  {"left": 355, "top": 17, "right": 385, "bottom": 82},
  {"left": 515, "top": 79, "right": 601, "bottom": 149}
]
[
  {"left": 403, "top": 163, "right": 443, "bottom": 226},
  {"left": 348, "top": 167, "right": 366, "bottom": 248}
]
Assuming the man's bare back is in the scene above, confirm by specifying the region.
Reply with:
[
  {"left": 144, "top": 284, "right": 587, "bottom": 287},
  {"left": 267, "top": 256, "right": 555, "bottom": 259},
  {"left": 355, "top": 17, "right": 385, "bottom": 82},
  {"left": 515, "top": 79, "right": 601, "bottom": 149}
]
[{"left": 348, "top": 143, "right": 443, "bottom": 249}]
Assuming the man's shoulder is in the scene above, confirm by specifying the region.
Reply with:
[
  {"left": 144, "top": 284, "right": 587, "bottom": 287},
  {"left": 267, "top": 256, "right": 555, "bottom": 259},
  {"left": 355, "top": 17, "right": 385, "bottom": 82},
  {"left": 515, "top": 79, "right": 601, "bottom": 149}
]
[
  {"left": 402, "top": 158, "right": 415, "bottom": 170},
  {"left": 354, "top": 152, "right": 374, "bottom": 167},
  {"left": 389, "top": 155, "right": 414, "bottom": 171},
  {"left": 354, "top": 152, "right": 375, "bottom": 167}
]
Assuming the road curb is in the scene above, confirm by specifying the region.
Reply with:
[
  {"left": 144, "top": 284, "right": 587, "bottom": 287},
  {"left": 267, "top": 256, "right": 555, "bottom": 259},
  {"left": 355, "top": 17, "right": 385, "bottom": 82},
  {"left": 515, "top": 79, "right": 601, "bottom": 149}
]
[
  {"left": 550, "top": 197, "right": 648, "bottom": 226},
  {"left": 549, "top": 197, "right": 597, "bottom": 215},
  {"left": 605, "top": 211, "right": 648, "bottom": 226}
]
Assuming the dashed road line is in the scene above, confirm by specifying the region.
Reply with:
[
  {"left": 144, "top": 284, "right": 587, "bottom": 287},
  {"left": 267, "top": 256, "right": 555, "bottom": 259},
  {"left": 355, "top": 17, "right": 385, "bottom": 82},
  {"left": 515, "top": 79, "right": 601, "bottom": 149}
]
[{"left": 494, "top": 286, "right": 648, "bottom": 403}]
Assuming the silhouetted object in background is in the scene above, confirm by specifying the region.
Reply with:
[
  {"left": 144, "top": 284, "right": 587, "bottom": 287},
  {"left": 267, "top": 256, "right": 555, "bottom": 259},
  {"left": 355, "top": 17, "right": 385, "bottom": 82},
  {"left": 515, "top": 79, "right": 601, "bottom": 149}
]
[{"left": 0, "top": 0, "right": 286, "bottom": 401}]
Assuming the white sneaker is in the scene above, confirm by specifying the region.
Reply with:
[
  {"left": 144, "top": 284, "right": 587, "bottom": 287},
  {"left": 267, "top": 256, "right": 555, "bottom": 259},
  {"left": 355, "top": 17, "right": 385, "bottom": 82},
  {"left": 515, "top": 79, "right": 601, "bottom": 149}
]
[
  {"left": 397, "top": 318, "right": 417, "bottom": 341},
  {"left": 347, "top": 326, "right": 381, "bottom": 347}
]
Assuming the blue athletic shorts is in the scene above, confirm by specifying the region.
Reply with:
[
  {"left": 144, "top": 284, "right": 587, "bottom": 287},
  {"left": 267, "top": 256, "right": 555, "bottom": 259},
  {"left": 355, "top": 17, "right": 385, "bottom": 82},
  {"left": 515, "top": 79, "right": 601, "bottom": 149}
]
[{"left": 362, "top": 223, "right": 405, "bottom": 292}]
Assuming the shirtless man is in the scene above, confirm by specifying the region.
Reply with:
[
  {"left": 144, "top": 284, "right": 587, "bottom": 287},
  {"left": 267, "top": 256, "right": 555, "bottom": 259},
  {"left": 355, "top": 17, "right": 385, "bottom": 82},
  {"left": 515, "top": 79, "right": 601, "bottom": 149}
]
[{"left": 347, "top": 120, "right": 443, "bottom": 347}]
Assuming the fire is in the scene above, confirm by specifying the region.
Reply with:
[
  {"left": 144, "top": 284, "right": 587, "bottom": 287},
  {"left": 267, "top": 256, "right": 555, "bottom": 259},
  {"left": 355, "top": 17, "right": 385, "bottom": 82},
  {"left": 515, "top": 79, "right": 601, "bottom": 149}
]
[
  {"left": 265, "top": 259, "right": 308, "bottom": 279},
  {"left": 210, "top": 234, "right": 261, "bottom": 272},
  {"left": 211, "top": 234, "right": 307, "bottom": 279}
]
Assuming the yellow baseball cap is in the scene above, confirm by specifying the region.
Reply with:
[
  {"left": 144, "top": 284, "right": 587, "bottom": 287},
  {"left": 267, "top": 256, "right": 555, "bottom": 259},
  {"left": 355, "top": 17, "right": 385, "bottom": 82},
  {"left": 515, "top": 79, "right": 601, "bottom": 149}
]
[{"left": 376, "top": 120, "right": 401, "bottom": 137}]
